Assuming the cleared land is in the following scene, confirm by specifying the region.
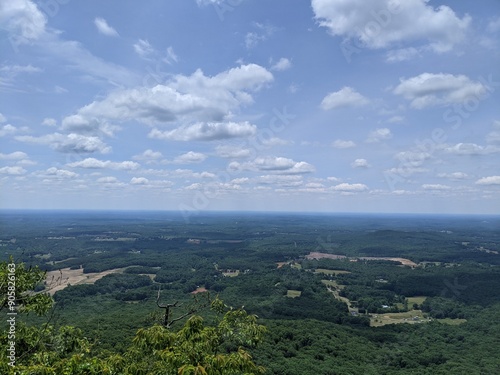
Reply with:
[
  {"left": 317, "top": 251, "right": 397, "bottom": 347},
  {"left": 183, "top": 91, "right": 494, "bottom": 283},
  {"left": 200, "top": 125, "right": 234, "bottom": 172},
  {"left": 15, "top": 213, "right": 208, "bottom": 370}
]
[
  {"left": 45, "top": 267, "right": 126, "bottom": 295},
  {"left": 306, "top": 252, "right": 417, "bottom": 267},
  {"left": 286, "top": 290, "right": 302, "bottom": 298}
]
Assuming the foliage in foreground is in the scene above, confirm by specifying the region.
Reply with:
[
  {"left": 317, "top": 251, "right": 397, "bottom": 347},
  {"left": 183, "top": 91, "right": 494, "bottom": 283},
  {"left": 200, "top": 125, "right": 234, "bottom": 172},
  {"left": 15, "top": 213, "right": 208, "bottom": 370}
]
[{"left": 0, "top": 260, "right": 266, "bottom": 374}]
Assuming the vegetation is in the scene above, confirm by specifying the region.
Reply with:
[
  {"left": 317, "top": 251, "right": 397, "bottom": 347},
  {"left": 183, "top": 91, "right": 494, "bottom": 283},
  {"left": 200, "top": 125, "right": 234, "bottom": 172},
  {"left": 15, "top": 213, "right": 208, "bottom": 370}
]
[{"left": 1, "top": 211, "right": 499, "bottom": 373}]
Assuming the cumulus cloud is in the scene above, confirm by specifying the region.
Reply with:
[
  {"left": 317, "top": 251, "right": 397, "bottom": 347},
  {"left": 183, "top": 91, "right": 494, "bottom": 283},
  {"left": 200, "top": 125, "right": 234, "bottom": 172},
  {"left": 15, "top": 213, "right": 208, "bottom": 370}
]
[
  {"left": 253, "top": 157, "right": 315, "bottom": 174},
  {"left": 35, "top": 167, "right": 78, "bottom": 179},
  {"left": 437, "top": 172, "right": 468, "bottom": 180},
  {"left": 0, "top": 166, "right": 26, "bottom": 175},
  {"left": 215, "top": 145, "right": 252, "bottom": 159},
  {"left": 475, "top": 176, "right": 500, "bottom": 185},
  {"left": 149, "top": 122, "right": 257, "bottom": 141},
  {"left": 97, "top": 176, "right": 122, "bottom": 184},
  {"left": 320, "top": 87, "right": 369, "bottom": 110},
  {"left": 422, "top": 184, "right": 451, "bottom": 190},
  {"left": 366, "top": 128, "right": 392, "bottom": 143},
  {"left": 351, "top": 158, "right": 370, "bottom": 168},
  {"left": 312, "top": 0, "right": 470, "bottom": 52},
  {"left": 0, "top": 124, "right": 18, "bottom": 137},
  {"left": 444, "top": 143, "right": 500, "bottom": 155},
  {"left": 270, "top": 58, "right": 292, "bottom": 71},
  {"left": 0, "top": 151, "right": 28, "bottom": 160},
  {"left": 133, "top": 149, "right": 163, "bottom": 162},
  {"left": 332, "top": 139, "right": 356, "bottom": 149},
  {"left": 230, "top": 157, "right": 315, "bottom": 175},
  {"left": 94, "top": 17, "right": 119, "bottom": 37},
  {"left": 331, "top": 183, "right": 368, "bottom": 192},
  {"left": 15, "top": 133, "right": 111, "bottom": 153},
  {"left": 67, "top": 158, "right": 139, "bottom": 170},
  {"left": 130, "top": 177, "right": 149, "bottom": 185},
  {"left": 393, "top": 73, "right": 487, "bottom": 109},
  {"left": 0, "top": 0, "right": 47, "bottom": 44},
  {"left": 172, "top": 151, "right": 207, "bottom": 164},
  {"left": 394, "top": 151, "right": 431, "bottom": 166},
  {"left": 258, "top": 175, "right": 303, "bottom": 187},
  {"left": 42, "top": 118, "right": 57, "bottom": 127},
  {"left": 61, "top": 64, "right": 273, "bottom": 134}
]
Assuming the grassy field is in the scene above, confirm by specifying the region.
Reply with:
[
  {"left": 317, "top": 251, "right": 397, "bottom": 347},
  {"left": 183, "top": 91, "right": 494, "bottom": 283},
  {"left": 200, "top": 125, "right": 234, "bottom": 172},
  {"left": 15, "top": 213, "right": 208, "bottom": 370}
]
[
  {"left": 286, "top": 290, "right": 302, "bottom": 298},
  {"left": 407, "top": 296, "right": 427, "bottom": 305}
]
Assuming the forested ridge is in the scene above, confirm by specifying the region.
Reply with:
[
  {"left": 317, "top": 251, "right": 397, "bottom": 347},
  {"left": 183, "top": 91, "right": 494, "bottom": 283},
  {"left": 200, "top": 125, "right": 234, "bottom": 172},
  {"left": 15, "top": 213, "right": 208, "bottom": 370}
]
[{"left": 1, "top": 212, "right": 499, "bottom": 373}]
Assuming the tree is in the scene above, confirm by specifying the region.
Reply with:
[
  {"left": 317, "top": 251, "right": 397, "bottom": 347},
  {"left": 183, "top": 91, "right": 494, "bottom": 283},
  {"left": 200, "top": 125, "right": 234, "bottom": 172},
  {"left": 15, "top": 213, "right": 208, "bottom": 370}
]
[{"left": 1, "top": 259, "right": 267, "bottom": 374}]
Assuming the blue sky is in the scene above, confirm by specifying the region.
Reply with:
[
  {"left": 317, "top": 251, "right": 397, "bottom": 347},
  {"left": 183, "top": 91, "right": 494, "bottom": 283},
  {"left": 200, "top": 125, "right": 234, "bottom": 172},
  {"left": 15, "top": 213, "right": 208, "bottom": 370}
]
[{"left": 1, "top": 0, "right": 499, "bottom": 214}]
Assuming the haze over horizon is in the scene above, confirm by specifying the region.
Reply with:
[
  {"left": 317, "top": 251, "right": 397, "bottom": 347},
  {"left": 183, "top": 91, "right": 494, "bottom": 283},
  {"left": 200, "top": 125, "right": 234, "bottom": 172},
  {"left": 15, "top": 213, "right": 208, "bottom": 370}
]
[{"left": 1, "top": 0, "right": 499, "bottom": 214}]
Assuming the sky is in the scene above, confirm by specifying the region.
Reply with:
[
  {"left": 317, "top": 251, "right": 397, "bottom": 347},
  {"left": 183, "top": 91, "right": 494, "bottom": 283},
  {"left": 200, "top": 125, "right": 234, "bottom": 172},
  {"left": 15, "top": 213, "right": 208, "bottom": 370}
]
[{"left": 0, "top": 0, "right": 499, "bottom": 215}]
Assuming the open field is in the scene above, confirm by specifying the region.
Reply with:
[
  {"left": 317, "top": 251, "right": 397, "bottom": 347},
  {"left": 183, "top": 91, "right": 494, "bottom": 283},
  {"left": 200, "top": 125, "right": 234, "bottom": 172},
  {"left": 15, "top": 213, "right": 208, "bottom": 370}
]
[
  {"left": 45, "top": 267, "right": 127, "bottom": 295},
  {"left": 286, "top": 290, "right": 302, "bottom": 298},
  {"left": 305, "top": 252, "right": 417, "bottom": 267},
  {"left": 407, "top": 296, "right": 427, "bottom": 305}
]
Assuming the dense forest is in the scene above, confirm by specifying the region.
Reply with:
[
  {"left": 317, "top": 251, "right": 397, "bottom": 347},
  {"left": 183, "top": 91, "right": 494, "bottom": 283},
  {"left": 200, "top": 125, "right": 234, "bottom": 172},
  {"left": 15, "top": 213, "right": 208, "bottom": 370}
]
[{"left": 1, "top": 211, "right": 499, "bottom": 373}]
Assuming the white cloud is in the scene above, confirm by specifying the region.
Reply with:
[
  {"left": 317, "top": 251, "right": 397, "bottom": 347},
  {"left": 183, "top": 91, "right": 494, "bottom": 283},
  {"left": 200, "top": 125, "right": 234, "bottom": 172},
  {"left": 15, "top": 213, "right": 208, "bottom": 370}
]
[
  {"left": 15, "top": 133, "right": 111, "bottom": 153},
  {"left": 0, "top": 124, "right": 18, "bottom": 137},
  {"left": 0, "top": 151, "right": 28, "bottom": 160},
  {"left": 35, "top": 167, "right": 78, "bottom": 179},
  {"left": 258, "top": 175, "right": 303, "bottom": 187},
  {"left": 475, "top": 176, "right": 500, "bottom": 185},
  {"left": 320, "top": 87, "right": 369, "bottom": 110},
  {"left": 366, "top": 128, "right": 392, "bottom": 143},
  {"left": 130, "top": 177, "right": 149, "bottom": 185},
  {"left": 133, "top": 149, "right": 163, "bottom": 162},
  {"left": 67, "top": 158, "right": 139, "bottom": 170},
  {"left": 422, "top": 184, "right": 451, "bottom": 190},
  {"left": 394, "top": 151, "right": 431, "bottom": 166},
  {"left": 312, "top": 0, "right": 470, "bottom": 52},
  {"left": 94, "top": 17, "right": 119, "bottom": 37},
  {"left": 164, "top": 46, "right": 178, "bottom": 64},
  {"left": 0, "top": 64, "right": 42, "bottom": 75},
  {"left": 332, "top": 139, "right": 356, "bottom": 149},
  {"left": 231, "top": 177, "right": 249, "bottom": 184},
  {"left": 437, "top": 172, "right": 468, "bottom": 180},
  {"left": 393, "top": 73, "right": 487, "bottom": 109},
  {"left": 172, "top": 151, "right": 207, "bottom": 164},
  {"left": 253, "top": 157, "right": 315, "bottom": 174},
  {"left": 0, "top": 166, "right": 26, "bottom": 175},
  {"left": 331, "top": 183, "right": 368, "bottom": 192},
  {"left": 261, "top": 137, "right": 292, "bottom": 146},
  {"left": 97, "top": 176, "right": 121, "bottom": 184},
  {"left": 271, "top": 58, "right": 292, "bottom": 71},
  {"left": 245, "top": 22, "right": 275, "bottom": 49},
  {"left": 0, "top": 0, "right": 47, "bottom": 44},
  {"left": 351, "top": 158, "right": 370, "bottom": 168},
  {"left": 134, "top": 39, "right": 154, "bottom": 57},
  {"left": 215, "top": 145, "right": 252, "bottom": 159},
  {"left": 387, "top": 115, "right": 404, "bottom": 123},
  {"left": 42, "top": 118, "right": 57, "bottom": 127},
  {"left": 386, "top": 47, "right": 420, "bottom": 63},
  {"left": 0, "top": 113, "right": 5, "bottom": 122},
  {"left": 62, "top": 64, "right": 273, "bottom": 131},
  {"left": 231, "top": 157, "right": 315, "bottom": 175},
  {"left": 444, "top": 143, "right": 500, "bottom": 155},
  {"left": 149, "top": 122, "right": 257, "bottom": 141}
]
